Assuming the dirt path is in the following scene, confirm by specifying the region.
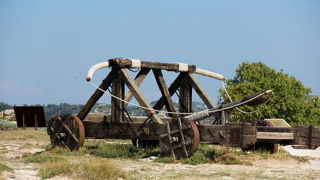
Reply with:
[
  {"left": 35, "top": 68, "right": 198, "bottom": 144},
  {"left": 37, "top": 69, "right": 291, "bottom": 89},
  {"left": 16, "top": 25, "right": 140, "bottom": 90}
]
[
  {"left": 0, "top": 140, "right": 44, "bottom": 180},
  {"left": 0, "top": 130, "right": 72, "bottom": 180},
  {"left": 118, "top": 157, "right": 320, "bottom": 180}
]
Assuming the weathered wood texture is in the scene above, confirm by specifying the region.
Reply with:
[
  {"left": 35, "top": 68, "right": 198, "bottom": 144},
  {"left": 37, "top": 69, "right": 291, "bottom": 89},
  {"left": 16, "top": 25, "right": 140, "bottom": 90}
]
[
  {"left": 83, "top": 120, "right": 165, "bottom": 140},
  {"left": 179, "top": 73, "right": 192, "bottom": 117},
  {"left": 124, "top": 68, "right": 150, "bottom": 107},
  {"left": 111, "top": 71, "right": 124, "bottom": 123},
  {"left": 109, "top": 59, "right": 196, "bottom": 72},
  {"left": 78, "top": 69, "right": 117, "bottom": 120},
  {"left": 84, "top": 114, "right": 172, "bottom": 123},
  {"left": 153, "top": 69, "right": 177, "bottom": 118},
  {"left": 293, "top": 126, "right": 320, "bottom": 149},
  {"left": 153, "top": 73, "right": 184, "bottom": 112},
  {"left": 120, "top": 69, "right": 163, "bottom": 124},
  {"left": 188, "top": 74, "right": 216, "bottom": 109},
  {"left": 198, "top": 123, "right": 257, "bottom": 148}
]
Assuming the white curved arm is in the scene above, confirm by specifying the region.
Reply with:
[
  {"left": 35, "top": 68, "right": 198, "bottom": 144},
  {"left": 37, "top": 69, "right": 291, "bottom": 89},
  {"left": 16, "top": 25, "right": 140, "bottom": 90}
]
[
  {"left": 86, "top": 62, "right": 110, "bottom": 82},
  {"left": 195, "top": 68, "right": 225, "bottom": 81}
]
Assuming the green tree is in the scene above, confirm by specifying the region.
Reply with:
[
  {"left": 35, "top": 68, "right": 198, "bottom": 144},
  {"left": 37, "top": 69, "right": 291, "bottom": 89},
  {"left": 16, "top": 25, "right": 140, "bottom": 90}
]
[{"left": 219, "top": 62, "right": 320, "bottom": 126}]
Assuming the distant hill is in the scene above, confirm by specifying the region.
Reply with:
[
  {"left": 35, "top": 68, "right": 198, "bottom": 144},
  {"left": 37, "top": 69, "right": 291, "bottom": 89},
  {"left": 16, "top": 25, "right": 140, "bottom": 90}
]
[{"left": 0, "top": 101, "right": 209, "bottom": 121}]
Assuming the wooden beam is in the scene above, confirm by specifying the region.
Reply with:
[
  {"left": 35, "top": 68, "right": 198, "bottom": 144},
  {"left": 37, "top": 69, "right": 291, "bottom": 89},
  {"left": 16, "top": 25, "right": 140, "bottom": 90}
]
[
  {"left": 124, "top": 68, "right": 150, "bottom": 107},
  {"left": 120, "top": 69, "right": 163, "bottom": 124},
  {"left": 111, "top": 71, "right": 125, "bottom": 123},
  {"left": 179, "top": 72, "right": 192, "bottom": 117},
  {"left": 152, "top": 69, "right": 178, "bottom": 118},
  {"left": 153, "top": 73, "right": 184, "bottom": 111},
  {"left": 257, "top": 132, "right": 294, "bottom": 140},
  {"left": 83, "top": 120, "right": 165, "bottom": 140},
  {"left": 78, "top": 69, "right": 117, "bottom": 120},
  {"left": 189, "top": 74, "right": 216, "bottom": 109},
  {"left": 109, "top": 59, "right": 196, "bottom": 72}
]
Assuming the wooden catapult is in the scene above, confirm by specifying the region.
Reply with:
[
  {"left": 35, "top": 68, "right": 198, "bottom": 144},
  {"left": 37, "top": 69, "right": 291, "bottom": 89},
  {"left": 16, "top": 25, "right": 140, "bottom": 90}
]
[{"left": 24, "top": 58, "right": 320, "bottom": 159}]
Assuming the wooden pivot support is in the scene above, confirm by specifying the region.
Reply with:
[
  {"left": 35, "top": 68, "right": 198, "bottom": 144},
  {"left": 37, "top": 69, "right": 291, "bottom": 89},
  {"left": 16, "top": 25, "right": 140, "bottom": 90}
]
[
  {"left": 243, "top": 120, "right": 280, "bottom": 154},
  {"left": 159, "top": 118, "right": 200, "bottom": 159},
  {"left": 47, "top": 114, "right": 85, "bottom": 151}
]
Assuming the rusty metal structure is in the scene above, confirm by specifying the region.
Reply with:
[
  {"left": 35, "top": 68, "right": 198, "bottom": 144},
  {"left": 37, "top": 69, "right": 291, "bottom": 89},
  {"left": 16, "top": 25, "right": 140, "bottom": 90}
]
[
  {"left": 34, "top": 58, "right": 320, "bottom": 159},
  {"left": 14, "top": 106, "right": 46, "bottom": 130}
]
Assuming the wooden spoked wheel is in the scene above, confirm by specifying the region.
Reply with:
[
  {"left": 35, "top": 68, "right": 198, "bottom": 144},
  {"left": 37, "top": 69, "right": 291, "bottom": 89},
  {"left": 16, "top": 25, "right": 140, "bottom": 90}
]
[
  {"left": 160, "top": 118, "right": 200, "bottom": 159},
  {"left": 47, "top": 114, "right": 85, "bottom": 151}
]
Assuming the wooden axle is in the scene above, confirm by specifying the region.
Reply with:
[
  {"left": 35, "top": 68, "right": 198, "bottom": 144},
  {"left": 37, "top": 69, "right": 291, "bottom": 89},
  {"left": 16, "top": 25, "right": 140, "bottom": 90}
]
[{"left": 80, "top": 114, "right": 320, "bottom": 150}]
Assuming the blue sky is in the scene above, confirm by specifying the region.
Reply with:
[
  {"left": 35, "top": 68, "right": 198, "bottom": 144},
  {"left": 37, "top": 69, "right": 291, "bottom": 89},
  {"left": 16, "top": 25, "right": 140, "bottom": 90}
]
[{"left": 1, "top": 0, "right": 319, "bottom": 105}]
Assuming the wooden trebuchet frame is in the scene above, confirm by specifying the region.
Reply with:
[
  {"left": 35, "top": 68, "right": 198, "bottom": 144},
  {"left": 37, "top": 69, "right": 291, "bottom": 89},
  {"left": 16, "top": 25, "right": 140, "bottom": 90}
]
[{"left": 46, "top": 58, "right": 320, "bottom": 159}]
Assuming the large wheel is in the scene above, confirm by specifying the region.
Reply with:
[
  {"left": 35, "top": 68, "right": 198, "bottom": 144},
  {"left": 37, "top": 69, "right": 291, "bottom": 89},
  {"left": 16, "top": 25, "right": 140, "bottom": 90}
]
[
  {"left": 242, "top": 120, "right": 280, "bottom": 154},
  {"left": 160, "top": 118, "right": 200, "bottom": 159},
  {"left": 47, "top": 114, "right": 85, "bottom": 151}
]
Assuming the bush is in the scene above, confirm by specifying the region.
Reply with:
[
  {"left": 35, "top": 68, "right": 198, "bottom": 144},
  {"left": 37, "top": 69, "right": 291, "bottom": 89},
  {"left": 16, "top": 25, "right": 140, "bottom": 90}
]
[
  {"left": 0, "top": 120, "right": 17, "bottom": 130},
  {"left": 219, "top": 62, "right": 320, "bottom": 126}
]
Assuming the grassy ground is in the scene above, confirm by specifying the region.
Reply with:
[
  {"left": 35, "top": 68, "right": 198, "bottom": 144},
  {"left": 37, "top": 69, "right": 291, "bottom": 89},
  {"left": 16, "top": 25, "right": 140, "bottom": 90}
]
[
  {"left": 21, "top": 139, "right": 310, "bottom": 179},
  {"left": 0, "top": 128, "right": 318, "bottom": 180},
  {"left": 0, "top": 119, "right": 17, "bottom": 130}
]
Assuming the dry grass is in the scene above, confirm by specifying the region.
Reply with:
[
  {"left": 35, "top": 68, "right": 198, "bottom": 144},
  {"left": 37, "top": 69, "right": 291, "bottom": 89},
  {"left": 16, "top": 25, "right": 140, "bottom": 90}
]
[
  {"left": 4, "top": 129, "right": 315, "bottom": 179},
  {"left": 38, "top": 158, "right": 133, "bottom": 180},
  {"left": 0, "top": 128, "right": 48, "bottom": 141},
  {"left": 0, "top": 163, "right": 12, "bottom": 173},
  {"left": 24, "top": 147, "right": 134, "bottom": 180}
]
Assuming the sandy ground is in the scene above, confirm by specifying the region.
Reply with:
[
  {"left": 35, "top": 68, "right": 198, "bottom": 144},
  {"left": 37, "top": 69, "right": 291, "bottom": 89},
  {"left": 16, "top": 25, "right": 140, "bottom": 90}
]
[{"left": 0, "top": 133, "right": 320, "bottom": 180}]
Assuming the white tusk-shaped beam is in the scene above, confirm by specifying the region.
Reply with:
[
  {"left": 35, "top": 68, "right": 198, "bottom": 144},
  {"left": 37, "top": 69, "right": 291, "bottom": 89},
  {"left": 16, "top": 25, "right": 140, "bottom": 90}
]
[
  {"left": 195, "top": 68, "right": 225, "bottom": 81},
  {"left": 86, "top": 62, "right": 110, "bottom": 82}
]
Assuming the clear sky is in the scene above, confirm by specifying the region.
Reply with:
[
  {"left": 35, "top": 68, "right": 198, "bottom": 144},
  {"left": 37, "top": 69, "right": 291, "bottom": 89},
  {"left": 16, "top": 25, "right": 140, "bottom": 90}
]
[{"left": 1, "top": 0, "right": 319, "bottom": 105}]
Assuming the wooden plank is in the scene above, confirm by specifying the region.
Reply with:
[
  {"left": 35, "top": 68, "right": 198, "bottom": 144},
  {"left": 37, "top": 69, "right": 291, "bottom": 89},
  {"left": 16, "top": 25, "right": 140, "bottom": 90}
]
[
  {"left": 153, "top": 73, "right": 184, "bottom": 111},
  {"left": 83, "top": 120, "right": 165, "bottom": 140},
  {"left": 124, "top": 68, "right": 150, "bottom": 107},
  {"left": 120, "top": 68, "right": 163, "bottom": 124},
  {"left": 257, "top": 132, "right": 294, "bottom": 140},
  {"left": 111, "top": 71, "right": 124, "bottom": 123},
  {"left": 256, "top": 127, "right": 293, "bottom": 133},
  {"left": 153, "top": 69, "right": 177, "bottom": 118},
  {"left": 109, "top": 58, "right": 196, "bottom": 72},
  {"left": 84, "top": 114, "right": 173, "bottom": 123},
  {"left": 293, "top": 126, "right": 320, "bottom": 148},
  {"left": 179, "top": 72, "right": 192, "bottom": 117},
  {"left": 78, "top": 69, "right": 117, "bottom": 120},
  {"left": 197, "top": 124, "right": 257, "bottom": 147},
  {"left": 189, "top": 74, "right": 216, "bottom": 109}
]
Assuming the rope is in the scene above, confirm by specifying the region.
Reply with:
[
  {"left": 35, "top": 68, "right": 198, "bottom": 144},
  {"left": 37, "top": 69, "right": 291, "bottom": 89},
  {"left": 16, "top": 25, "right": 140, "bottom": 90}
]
[
  {"left": 88, "top": 81, "right": 194, "bottom": 115},
  {"left": 221, "top": 81, "right": 266, "bottom": 114},
  {"left": 88, "top": 80, "right": 266, "bottom": 116}
]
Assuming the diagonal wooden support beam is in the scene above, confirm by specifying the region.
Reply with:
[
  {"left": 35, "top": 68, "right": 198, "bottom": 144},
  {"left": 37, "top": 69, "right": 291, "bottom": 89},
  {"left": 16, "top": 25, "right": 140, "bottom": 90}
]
[
  {"left": 153, "top": 73, "right": 184, "bottom": 111},
  {"left": 124, "top": 68, "right": 150, "bottom": 107},
  {"left": 153, "top": 69, "right": 178, "bottom": 118},
  {"left": 78, "top": 69, "right": 117, "bottom": 120},
  {"left": 120, "top": 68, "right": 163, "bottom": 124},
  {"left": 189, "top": 73, "right": 217, "bottom": 109}
]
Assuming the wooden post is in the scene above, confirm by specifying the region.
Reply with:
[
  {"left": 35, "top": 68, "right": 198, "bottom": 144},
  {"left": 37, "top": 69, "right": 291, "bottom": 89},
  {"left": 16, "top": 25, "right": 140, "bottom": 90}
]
[
  {"left": 78, "top": 69, "right": 117, "bottom": 120},
  {"left": 179, "top": 73, "right": 192, "bottom": 117},
  {"left": 189, "top": 74, "right": 216, "bottom": 109},
  {"left": 124, "top": 68, "right": 150, "bottom": 107},
  {"left": 153, "top": 73, "right": 184, "bottom": 111},
  {"left": 34, "top": 113, "right": 38, "bottom": 130},
  {"left": 22, "top": 113, "right": 26, "bottom": 129},
  {"left": 153, "top": 69, "right": 178, "bottom": 118},
  {"left": 111, "top": 70, "right": 125, "bottom": 123},
  {"left": 120, "top": 69, "right": 163, "bottom": 124}
]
